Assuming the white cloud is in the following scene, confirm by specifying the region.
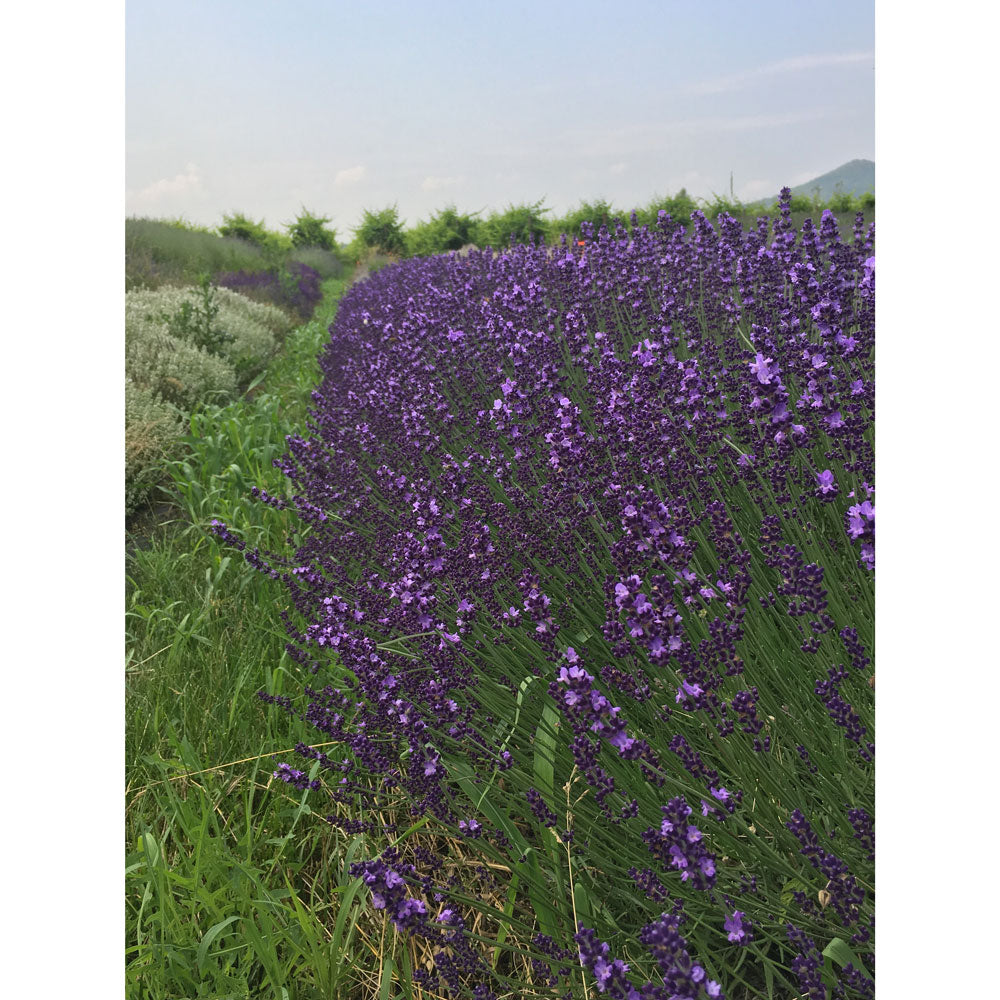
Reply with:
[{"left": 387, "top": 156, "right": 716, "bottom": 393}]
[
  {"left": 688, "top": 50, "right": 873, "bottom": 96},
  {"left": 334, "top": 165, "right": 366, "bottom": 186},
  {"left": 609, "top": 162, "right": 627, "bottom": 175},
  {"left": 421, "top": 175, "right": 463, "bottom": 192},
  {"left": 126, "top": 163, "right": 202, "bottom": 214}
]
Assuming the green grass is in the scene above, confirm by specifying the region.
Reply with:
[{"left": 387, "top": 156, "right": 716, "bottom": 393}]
[
  {"left": 126, "top": 277, "right": 430, "bottom": 999},
  {"left": 126, "top": 274, "right": 561, "bottom": 998}
]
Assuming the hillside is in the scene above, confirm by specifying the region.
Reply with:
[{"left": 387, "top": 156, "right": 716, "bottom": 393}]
[
  {"left": 746, "top": 159, "right": 875, "bottom": 208},
  {"left": 791, "top": 158, "right": 875, "bottom": 200}
]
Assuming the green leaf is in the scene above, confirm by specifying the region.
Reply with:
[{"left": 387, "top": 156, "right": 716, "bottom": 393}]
[
  {"left": 378, "top": 956, "right": 395, "bottom": 1000},
  {"left": 573, "top": 879, "right": 593, "bottom": 928},
  {"left": 196, "top": 915, "right": 242, "bottom": 973},
  {"left": 140, "top": 833, "right": 160, "bottom": 868},
  {"left": 491, "top": 872, "right": 520, "bottom": 971},
  {"left": 533, "top": 701, "right": 559, "bottom": 803},
  {"left": 520, "top": 847, "right": 559, "bottom": 940},
  {"left": 822, "top": 936, "right": 870, "bottom": 977},
  {"left": 780, "top": 876, "right": 810, "bottom": 907}
]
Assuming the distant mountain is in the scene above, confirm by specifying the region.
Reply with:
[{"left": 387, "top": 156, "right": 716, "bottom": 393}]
[
  {"left": 749, "top": 160, "right": 875, "bottom": 207},
  {"left": 790, "top": 159, "right": 874, "bottom": 200}
]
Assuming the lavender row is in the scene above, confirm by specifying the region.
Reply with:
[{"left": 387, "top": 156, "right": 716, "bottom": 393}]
[
  {"left": 215, "top": 260, "right": 323, "bottom": 321},
  {"left": 214, "top": 190, "right": 875, "bottom": 998}
]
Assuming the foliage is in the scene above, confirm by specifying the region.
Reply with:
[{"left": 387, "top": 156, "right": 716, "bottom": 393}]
[
  {"left": 126, "top": 281, "right": 408, "bottom": 999},
  {"left": 480, "top": 199, "right": 550, "bottom": 247},
  {"left": 638, "top": 189, "right": 700, "bottom": 228},
  {"left": 160, "top": 216, "right": 218, "bottom": 235},
  {"left": 125, "top": 379, "right": 182, "bottom": 516},
  {"left": 126, "top": 218, "right": 268, "bottom": 290},
  {"left": 159, "top": 275, "right": 234, "bottom": 356},
  {"left": 550, "top": 199, "right": 618, "bottom": 242},
  {"left": 701, "top": 190, "right": 745, "bottom": 220},
  {"left": 125, "top": 283, "right": 300, "bottom": 514},
  {"left": 215, "top": 261, "right": 323, "bottom": 322},
  {"left": 286, "top": 207, "right": 338, "bottom": 251},
  {"left": 128, "top": 284, "right": 291, "bottom": 379},
  {"left": 217, "top": 212, "right": 278, "bottom": 249},
  {"left": 828, "top": 187, "right": 859, "bottom": 215},
  {"left": 211, "top": 190, "right": 875, "bottom": 998},
  {"left": 354, "top": 205, "right": 407, "bottom": 256},
  {"left": 405, "top": 205, "right": 482, "bottom": 257},
  {"left": 125, "top": 319, "right": 237, "bottom": 412},
  {"left": 288, "top": 245, "right": 346, "bottom": 280}
]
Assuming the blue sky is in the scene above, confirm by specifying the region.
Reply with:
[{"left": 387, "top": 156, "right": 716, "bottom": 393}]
[{"left": 126, "top": 0, "right": 874, "bottom": 233}]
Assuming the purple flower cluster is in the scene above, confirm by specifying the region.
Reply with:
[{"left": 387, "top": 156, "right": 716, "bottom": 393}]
[
  {"left": 845, "top": 498, "right": 875, "bottom": 571},
  {"left": 551, "top": 647, "right": 641, "bottom": 755},
  {"left": 786, "top": 808, "right": 868, "bottom": 928},
  {"left": 575, "top": 927, "right": 641, "bottom": 998},
  {"left": 641, "top": 798, "right": 718, "bottom": 891},
  {"left": 526, "top": 786, "right": 559, "bottom": 827},
  {"left": 215, "top": 261, "right": 322, "bottom": 320},
  {"left": 640, "top": 913, "right": 724, "bottom": 998},
  {"left": 785, "top": 924, "right": 827, "bottom": 1000},
  {"left": 271, "top": 761, "right": 321, "bottom": 791},
  {"left": 576, "top": 916, "right": 724, "bottom": 999},
  {"left": 814, "top": 665, "right": 874, "bottom": 762},
  {"left": 349, "top": 858, "right": 428, "bottom": 933},
  {"left": 847, "top": 806, "right": 875, "bottom": 861},
  {"left": 723, "top": 909, "right": 752, "bottom": 945}
]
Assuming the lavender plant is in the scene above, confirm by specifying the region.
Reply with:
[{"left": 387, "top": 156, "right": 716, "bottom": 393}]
[
  {"left": 215, "top": 261, "right": 323, "bottom": 321},
  {"left": 214, "top": 189, "right": 875, "bottom": 999}
]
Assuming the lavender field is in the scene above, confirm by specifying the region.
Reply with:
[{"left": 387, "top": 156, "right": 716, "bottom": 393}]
[{"left": 205, "top": 190, "right": 875, "bottom": 999}]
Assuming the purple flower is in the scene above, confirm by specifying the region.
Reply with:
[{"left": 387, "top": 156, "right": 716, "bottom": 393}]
[
  {"left": 643, "top": 798, "right": 718, "bottom": 890},
  {"left": 845, "top": 500, "right": 875, "bottom": 571},
  {"left": 675, "top": 680, "right": 704, "bottom": 705},
  {"left": 723, "top": 910, "right": 749, "bottom": 943},
  {"left": 395, "top": 896, "right": 427, "bottom": 930},
  {"left": 749, "top": 353, "right": 777, "bottom": 385},
  {"left": 846, "top": 500, "right": 874, "bottom": 539}
]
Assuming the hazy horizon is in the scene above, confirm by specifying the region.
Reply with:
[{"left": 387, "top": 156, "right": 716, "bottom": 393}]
[{"left": 127, "top": 0, "right": 874, "bottom": 234}]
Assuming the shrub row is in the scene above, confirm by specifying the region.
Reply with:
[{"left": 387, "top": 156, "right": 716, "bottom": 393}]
[
  {"left": 363, "top": 190, "right": 875, "bottom": 258},
  {"left": 126, "top": 217, "right": 343, "bottom": 295},
  {"left": 124, "top": 282, "right": 296, "bottom": 514},
  {"left": 129, "top": 186, "right": 874, "bottom": 287}
]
